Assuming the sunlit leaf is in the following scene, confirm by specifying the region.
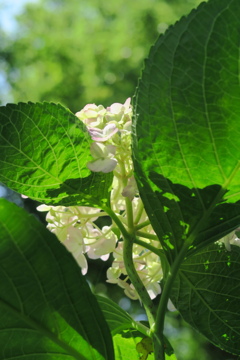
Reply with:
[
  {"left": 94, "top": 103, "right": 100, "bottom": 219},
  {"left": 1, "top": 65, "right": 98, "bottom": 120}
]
[
  {"left": 133, "top": 0, "right": 240, "bottom": 354},
  {"left": 0, "top": 102, "right": 112, "bottom": 207},
  {"left": 113, "top": 333, "right": 154, "bottom": 360},
  {"left": 133, "top": 0, "right": 240, "bottom": 259},
  {"left": 113, "top": 332, "right": 176, "bottom": 360}
]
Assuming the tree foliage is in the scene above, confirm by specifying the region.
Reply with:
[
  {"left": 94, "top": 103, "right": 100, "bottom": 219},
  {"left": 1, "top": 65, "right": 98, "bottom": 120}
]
[{"left": 0, "top": 0, "right": 201, "bottom": 110}]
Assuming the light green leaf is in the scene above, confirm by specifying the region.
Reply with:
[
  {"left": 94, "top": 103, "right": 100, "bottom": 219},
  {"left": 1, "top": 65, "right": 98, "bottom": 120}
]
[
  {"left": 171, "top": 243, "right": 240, "bottom": 356},
  {"left": 0, "top": 199, "right": 114, "bottom": 360},
  {"left": 113, "top": 333, "right": 176, "bottom": 360},
  {"left": 113, "top": 333, "right": 154, "bottom": 360},
  {"left": 133, "top": 0, "right": 240, "bottom": 259},
  {"left": 0, "top": 102, "right": 112, "bottom": 207}
]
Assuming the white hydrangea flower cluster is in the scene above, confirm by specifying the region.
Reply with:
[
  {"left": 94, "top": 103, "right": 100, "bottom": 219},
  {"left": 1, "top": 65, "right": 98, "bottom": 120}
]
[
  {"left": 37, "top": 99, "right": 163, "bottom": 300},
  {"left": 37, "top": 204, "right": 117, "bottom": 275}
]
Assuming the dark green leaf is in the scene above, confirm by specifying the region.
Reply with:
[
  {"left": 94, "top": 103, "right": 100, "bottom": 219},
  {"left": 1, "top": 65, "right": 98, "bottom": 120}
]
[
  {"left": 0, "top": 199, "right": 114, "bottom": 360},
  {"left": 0, "top": 102, "right": 112, "bottom": 207},
  {"left": 96, "top": 295, "right": 149, "bottom": 336},
  {"left": 133, "top": 0, "right": 240, "bottom": 261},
  {"left": 171, "top": 243, "right": 240, "bottom": 355},
  {"left": 96, "top": 295, "right": 137, "bottom": 334}
]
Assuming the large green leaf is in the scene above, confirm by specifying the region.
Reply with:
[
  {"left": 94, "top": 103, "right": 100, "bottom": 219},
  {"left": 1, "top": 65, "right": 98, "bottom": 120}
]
[
  {"left": 0, "top": 199, "right": 114, "bottom": 360},
  {"left": 0, "top": 102, "right": 112, "bottom": 207},
  {"left": 133, "top": 0, "right": 240, "bottom": 260},
  {"left": 171, "top": 243, "right": 240, "bottom": 355}
]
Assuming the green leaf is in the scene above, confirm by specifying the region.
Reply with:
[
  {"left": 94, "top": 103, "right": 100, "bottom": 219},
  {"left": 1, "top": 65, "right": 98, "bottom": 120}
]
[
  {"left": 96, "top": 295, "right": 137, "bottom": 334},
  {"left": 133, "top": 0, "right": 240, "bottom": 260},
  {"left": 113, "top": 332, "right": 154, "bottom": 360},
  {"left": 0, "top": 102, "right": 112, "bottom": 207},
  {"left": 171, "top": 243, "right": 240, "bottom": 355},
  {"left": 96, "top": 296, "right": 175, "bottom": 357},
  {"left": 113, "top": 332, "right": 176, "bottom": 360},
  {"left": 0, "top": 199, "right": 114, "bottom": 360},
  {"left": 96, "top": 295, "right": 149, "bottom": 336}
]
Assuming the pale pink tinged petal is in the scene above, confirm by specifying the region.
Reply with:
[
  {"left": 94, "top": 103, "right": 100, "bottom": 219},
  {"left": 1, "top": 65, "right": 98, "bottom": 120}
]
[
  {"left": 83, "top": 103, "right": 98, "bottom": 111},
  {"left": 85, "top": 249, "right": 99, "bottom": 260},
  {"left": 75, "top": 104, "right": 106, "bottom": 127},
  {"left": 88, "top": 128, "right": 104, "bottom": 141},
  {"left": 88, "top": 123, "right": 118, "bottom": 142},
  {"left": 100, "top": 253, "right": 110, "bottom": 261},
  {"left": 102, "top": 123, "right": 118, "bottom": 139}
]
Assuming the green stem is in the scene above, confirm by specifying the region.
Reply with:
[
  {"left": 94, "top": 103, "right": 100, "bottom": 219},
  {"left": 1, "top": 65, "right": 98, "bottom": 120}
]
[
  {"left": 134, "top": 237, "right": 163, "bottom": 257},
  {"left": 103, "top": 204, "right": 156, "bottom": 328},
  {"left": 102, "top": 205, "right": 130, "bottom": 240},
  {"left": 153, "top": 239, "right": 192, "bottom": 359},
  {"left": 125, "top": 197, "right": 156, "bottom": 326},
  {"left": 123, "top": 227, "right": 156, "bottom": 327},
  {"left": 134, "top": 219, "right": 151, "bottom": 230},
  {"left": 132, "top": 321, "right": 151, "bottom": 337},
  {"left": 125, "top": 197, "right": 135, "bottom": 234}
]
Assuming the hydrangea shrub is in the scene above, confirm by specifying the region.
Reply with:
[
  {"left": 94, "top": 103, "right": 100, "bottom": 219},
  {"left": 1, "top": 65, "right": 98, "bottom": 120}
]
[{"left": 0, "top": 0, "right": 240, "bottom": 359}]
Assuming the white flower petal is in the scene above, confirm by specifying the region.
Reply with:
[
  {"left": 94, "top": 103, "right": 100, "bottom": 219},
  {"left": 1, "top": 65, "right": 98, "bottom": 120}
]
[
  {"left": 90, "top": 142, "right": 106, "bottom": 158},
  {"left": 37, "top": 204, "right": 52, "bottom": 212},
  {"left": 87, "top": 158, "right": 117, "bottom": 173}
]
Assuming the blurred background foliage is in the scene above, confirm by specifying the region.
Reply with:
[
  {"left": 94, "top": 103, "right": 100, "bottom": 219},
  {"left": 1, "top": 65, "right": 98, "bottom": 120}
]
[
  {"left": 0, "top": 0, "right": 238, "bottom": 359},
  {"left": 0, "top": 0, "right": 203, "bottom": 111}
]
